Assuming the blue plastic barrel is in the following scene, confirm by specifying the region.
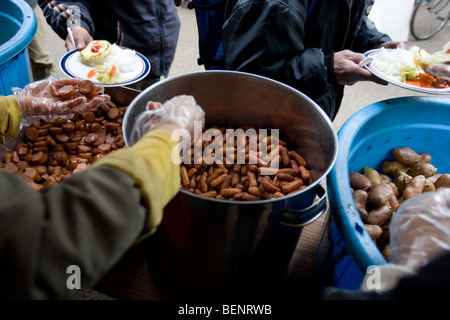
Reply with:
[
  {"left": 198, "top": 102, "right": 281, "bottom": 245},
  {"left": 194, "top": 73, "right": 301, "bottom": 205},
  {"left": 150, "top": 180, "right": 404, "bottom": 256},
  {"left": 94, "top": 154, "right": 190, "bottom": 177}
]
[
  {"left": 321, "top": 96, "right": 450, "bottom": 289},
  {"left": 0, "top": 0, "right": 37, "bottom": 96}
]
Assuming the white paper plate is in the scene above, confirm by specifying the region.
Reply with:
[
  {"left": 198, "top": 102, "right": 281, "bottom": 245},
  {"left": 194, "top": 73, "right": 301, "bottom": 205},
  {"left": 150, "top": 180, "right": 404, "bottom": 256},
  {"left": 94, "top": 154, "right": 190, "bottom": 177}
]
[
  {"left": 364, "top": 49, "right": 450, "bottom": 95},
  {"left": 59, "top": 48, "right": 151, "bottom": 87}
]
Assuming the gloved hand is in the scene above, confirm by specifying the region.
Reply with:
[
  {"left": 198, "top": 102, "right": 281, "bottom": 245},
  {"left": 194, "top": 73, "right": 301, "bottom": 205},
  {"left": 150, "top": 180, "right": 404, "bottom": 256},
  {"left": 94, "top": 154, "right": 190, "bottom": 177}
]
[
  {"left": 390, "top": 187, "right": 450, "bottom": 272},
  {"left": 129, "top": 95, "right": 205, "bottom": 146},
  {"left": 13, "top": 76, "right": 110, "bottom": 124}
]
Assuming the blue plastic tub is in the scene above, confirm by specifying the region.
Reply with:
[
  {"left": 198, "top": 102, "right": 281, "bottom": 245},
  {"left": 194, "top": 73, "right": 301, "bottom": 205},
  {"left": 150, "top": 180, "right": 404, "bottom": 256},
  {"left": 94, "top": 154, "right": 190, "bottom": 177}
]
[
  {"left": 321, "top": 96, "right": 450, "bottom": 289},
  {"left": 0, "top": 0, "right": 36, "bottom": 95}
]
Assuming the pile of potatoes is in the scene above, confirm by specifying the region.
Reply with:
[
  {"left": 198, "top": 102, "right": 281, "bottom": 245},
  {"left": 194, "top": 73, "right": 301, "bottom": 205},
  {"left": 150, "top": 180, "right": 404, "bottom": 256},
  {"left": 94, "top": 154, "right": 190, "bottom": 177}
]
[{"left": 349, "top": 147, "right": 450, "bottom": 260}]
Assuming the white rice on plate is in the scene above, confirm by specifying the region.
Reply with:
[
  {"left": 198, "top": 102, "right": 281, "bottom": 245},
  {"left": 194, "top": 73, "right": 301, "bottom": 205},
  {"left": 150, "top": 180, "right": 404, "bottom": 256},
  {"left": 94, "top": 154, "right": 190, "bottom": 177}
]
[
  {"left": 371, "top": 46, "right": 420, "bottom": 79},
  {"left": 103, "top": 44, "right": 141, "bottom": 75}
]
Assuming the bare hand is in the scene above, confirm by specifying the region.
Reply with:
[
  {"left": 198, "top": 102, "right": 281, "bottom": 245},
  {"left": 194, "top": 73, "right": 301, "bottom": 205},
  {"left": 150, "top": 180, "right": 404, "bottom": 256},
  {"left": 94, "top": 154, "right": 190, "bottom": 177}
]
[
  {"left": 66, "top": 26, "right": 93, "bottom": 51},
  {"left": 379, "top": 41, "right": 406, "bottom": 49},
  {"left": 334, "top": 50, "right": 387, "bottom": 86}
]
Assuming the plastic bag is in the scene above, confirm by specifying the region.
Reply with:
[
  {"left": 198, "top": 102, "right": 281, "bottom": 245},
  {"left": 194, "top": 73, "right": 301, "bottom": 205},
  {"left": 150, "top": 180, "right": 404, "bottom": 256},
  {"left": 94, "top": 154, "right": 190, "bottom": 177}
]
[
  {"left": 129, "top": 95, "right": 205, "bottom": 146},
  {"left": 390, "top": 187, "right": 450, "bottom": 272}
]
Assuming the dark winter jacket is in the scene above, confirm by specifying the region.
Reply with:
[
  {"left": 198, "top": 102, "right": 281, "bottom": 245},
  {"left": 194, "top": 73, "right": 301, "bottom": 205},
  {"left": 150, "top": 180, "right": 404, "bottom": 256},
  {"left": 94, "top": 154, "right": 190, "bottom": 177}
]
[
  {"left": 38, "top": 0, "right": 180, "bottom": 79},
  {"left": 222, "top": 0, "right": 391, "bottom": 119}
]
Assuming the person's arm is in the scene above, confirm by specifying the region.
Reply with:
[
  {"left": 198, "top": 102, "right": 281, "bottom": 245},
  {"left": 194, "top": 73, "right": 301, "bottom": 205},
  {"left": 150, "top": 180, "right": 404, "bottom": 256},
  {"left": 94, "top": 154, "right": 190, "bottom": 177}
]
[
  {"left": 350, "top": 1, "right": 392, "bottom": 53},
  {"left": 323, "top": 188, "right": 450, "bottom": 300},
  {"left": 0, "top": 77, "right": 109, "bottom": 144},
  {"left": 0, "top": 129, "right": 179, "bottom": 299},
  {"left": 0, "top": 96, "right": 21, "bottom": 144},
  {"left": 38, "top": 0, "right": 94, "bottom": 50},
  {"left": 0, "top": 94, "right": 203, "bottom": 299}
]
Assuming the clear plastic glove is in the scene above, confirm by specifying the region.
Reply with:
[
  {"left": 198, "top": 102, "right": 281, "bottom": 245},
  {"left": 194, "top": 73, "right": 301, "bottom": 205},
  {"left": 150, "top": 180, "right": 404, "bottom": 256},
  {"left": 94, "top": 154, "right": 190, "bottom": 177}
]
[
  {"left": 390, "top": 187, "right": 450, "bottom": 272},
  {"left": 13, "top": 76, "right": 110, "bottom": 125},
  {"left": 129, "top": 95, "right": 205, "bottom": 146}
]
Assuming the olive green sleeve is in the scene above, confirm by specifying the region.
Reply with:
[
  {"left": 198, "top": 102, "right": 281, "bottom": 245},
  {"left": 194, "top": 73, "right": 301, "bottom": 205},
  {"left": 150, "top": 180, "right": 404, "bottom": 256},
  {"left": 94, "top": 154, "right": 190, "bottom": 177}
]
[
  {"left": 0, "top": 166, "right": 146, "bottom": 299},
  {"left": 0, "top": 95, "right": 22, "bottom": 144},
  {"left": 0, "top": 129, "right": 180, "bottom": 299},
  {"left": 93, "top": 129, "right": 181, "bottom": 242}
]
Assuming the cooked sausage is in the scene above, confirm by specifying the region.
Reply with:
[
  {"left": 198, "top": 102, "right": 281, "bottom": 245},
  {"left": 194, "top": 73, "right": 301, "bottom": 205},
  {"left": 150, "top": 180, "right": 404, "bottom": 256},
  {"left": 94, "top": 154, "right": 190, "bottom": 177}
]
[
  {"left": 281, "top": 179, "right": 303, "bottom": 194},
  {"left": 16, "top": 143, "right": 29, "bottom": 157},
  {"left": 31, "top": 151, "right": 48, "bottom": 165},
  {"left": 48, "top": 127, "right": 63, "bottom": 135},
  {"left": 57, "top": 85, "right": 77, "bottom": 100},
  {"left": 24, "top": 127, "right": 39, "bottom": 142},
  {"left": 62, "top": 122, "right": 75, "bottom": 133},
  {"left": 83, "top": 111, "right": 96, "bottom": 123},
  {"left": 97, "top": 143, "right": 111, "bottom": 153},
  {"left": 290, "top": 151, "right": 307, "bottom": 166},
  {"left": 45, "top": 135, "right": 57, "bottom": 147},
  {"left": 84, "top": 132, "right": 99, "bottom": 145},
  {"left": 69, "top": 132, "right": 82, "bottom": 142},
  {"left": 220, "top": 188, "right": 243, "bottom": 197},
  {"left": 78, "top": 80, "right": 97, "bottom": 98},
  {"left": 55, "top": 134, "right": 70, "bottom": 143},
  {"left": 107, "top": 107, "right": 119, "bottom": 119}
]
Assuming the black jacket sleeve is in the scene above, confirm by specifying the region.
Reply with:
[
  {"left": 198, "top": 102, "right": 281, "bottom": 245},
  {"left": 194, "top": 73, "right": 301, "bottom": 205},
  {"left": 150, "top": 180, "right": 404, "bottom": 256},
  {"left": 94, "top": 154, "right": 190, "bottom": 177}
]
[
  {"left": 350, "top": 6, "right": 391, "bottom": 53},
  {"left": 38, "top": 0, "right": 95, "bottom": 40},
  {"left": 222, "top": 0, "right": 332, "bottom": 101}
]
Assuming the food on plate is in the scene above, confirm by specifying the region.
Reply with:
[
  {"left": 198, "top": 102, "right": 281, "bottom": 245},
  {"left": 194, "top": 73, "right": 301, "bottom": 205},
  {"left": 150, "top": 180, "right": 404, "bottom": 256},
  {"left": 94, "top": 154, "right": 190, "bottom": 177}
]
[
  {"left": 418, "top": 52, "right": 450, "bottom": 69},
  {"left": 370, "top": 46, "right": 450, "bottom": 89},
  {"left": 80, "top": 40, "right": 112, "bottom": 62},
  {"left": 80, "top": 41, "right": 141, "bottom": 84},
  {"left": 349, "top": 147, "right": 449, "bottom": 261}
]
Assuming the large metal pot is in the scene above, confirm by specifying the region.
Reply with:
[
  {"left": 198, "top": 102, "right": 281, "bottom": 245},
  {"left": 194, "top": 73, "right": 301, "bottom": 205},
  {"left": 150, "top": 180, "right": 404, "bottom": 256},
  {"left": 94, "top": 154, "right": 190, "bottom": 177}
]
[{"left": 123, "top": 71, "right": 338, "bottom": 297}]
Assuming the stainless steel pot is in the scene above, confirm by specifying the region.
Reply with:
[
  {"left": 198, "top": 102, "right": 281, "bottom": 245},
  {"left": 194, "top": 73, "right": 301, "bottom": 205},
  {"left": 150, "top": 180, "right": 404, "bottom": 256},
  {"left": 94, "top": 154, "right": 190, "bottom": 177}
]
[{"left": 123, "top": 71, "right": 338, "bottom": 297}]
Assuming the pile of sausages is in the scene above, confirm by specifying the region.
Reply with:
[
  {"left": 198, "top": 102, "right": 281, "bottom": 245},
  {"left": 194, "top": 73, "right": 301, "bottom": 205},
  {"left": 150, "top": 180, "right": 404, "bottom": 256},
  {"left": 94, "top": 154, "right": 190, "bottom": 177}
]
[
  {"left": 180, "top": 126, "right": 312, "bottom": 201},
  {"left": 0, "top": 94, "right": 127, "bottom": 191}
]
